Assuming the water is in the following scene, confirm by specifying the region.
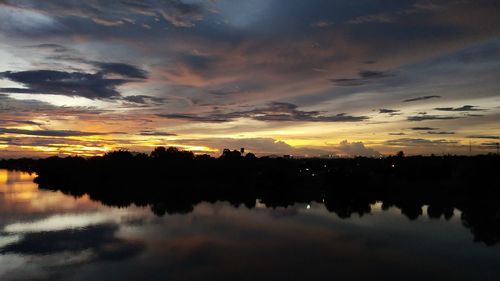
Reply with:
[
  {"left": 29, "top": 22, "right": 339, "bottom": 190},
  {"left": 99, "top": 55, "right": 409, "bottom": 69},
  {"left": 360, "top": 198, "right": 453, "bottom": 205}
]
[{"left": 0, "top": 169, "right": 499, "bottom": 281}]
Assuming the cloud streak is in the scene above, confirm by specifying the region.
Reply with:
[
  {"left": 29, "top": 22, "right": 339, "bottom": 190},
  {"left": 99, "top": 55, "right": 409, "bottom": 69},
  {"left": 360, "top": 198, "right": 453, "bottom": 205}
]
[
  {"left": 0, "top": 128, "right": 109, "bottom": 137},
  {"left": 407, "top": 115, "right": 461, "bottom": 122},
  {"left": 434, "top": 105, "right": 485, "bottom": 112},
  {"left": 411, "top": 127, "right": 437, "bottom": 131},
  {"left": 330, "top": 70, "right": 394, "bottom": 87},
  {"left": 0, "top": 0, "right": 206, "bottom": 28},
  {"left": 403, "top": 96, "right": 441, "bottom": 103},
  {"left": 467, "top": 135, "right": 500, "bottom": 140},
  {"left": 385, "top": 138, "right": 459, "bottom": 146},
  {"left": 159, "top": 102, "right": 369, "bottom": 123}
]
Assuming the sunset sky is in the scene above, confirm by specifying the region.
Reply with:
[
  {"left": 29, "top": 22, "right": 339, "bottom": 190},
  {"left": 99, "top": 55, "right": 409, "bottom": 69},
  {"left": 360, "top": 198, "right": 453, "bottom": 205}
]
[{"left": 0, "top": 0, "right": 499, "bottom": 157}]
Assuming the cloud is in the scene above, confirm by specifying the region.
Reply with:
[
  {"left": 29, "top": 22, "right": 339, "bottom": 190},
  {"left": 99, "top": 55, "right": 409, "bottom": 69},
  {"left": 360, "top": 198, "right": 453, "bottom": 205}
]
[
  {"left": 157, "top": 113, "right": 231, "bottom": 123},
  {"left": 26, "top": 43, "right": 69, "bottom": 53},
  {"left": 407, "top": 115, "right": 461, "bottom": 122},
  {"left": 0, "top": 62, "right": 147, "bottom": 99},
  {"left": 311, "top": 20, "right": 334, "bottom": 28},
  {"left": 0, "top": 119, "right": 42, "bottom": 126},
  {"left": 159, "top": 102, "right": 369, "bottom": 123},
  {"left": 427, "top": 131, "right": 455, "bottom": 135},
  {"left": 467, "top": 135, "right": 500, "bottom": 140},
  {"left": 207, "top": 87, "right": 243, "bottom": 96},
  {"left": 0, "top": 94, "right": 104, "bottom": 118},
  {"left": 480, "top": 142, "right": 500, "bottom": 148},
  {"left": 176, "top": 137, "right": 383, "bottom": 157},
  {"left": 0, "top": 136, "right": 119, "bottom": 154},
  {"left": 175, "top": 137, "right": 295, "bottom": 155},
  {"left": 0, "top": 1, "right": 499, "bottom": 157},
  {"left": 0, "top": 0, "right": 205, "bottom": 28},
  {"left": 411, "top": 0, "right": 470, "bottom": 12},
  {"left": 434, "top": 105, "right": 485, "bottom": 112},
  {"left": 403, "top": 95, "right": 441, "bottom": 102},
  {"left": 122, "top": 95, "right": 166, "bottom": 105},
  {"left": 385, "top": 138, "right": 459, "bottom": 146},
  {"left": 330, "top": 70, "right": 394, "bottom": 87},
  {"left": 347, "top": 0, "right": 470, "bottom": 26},
  {"left": 94, "top": 62, "right": 148, "bottom": 79},
  {"left": 348, "top": 13, "right": 394, "bottom": 24},
  {"left": 379, "top": 109, "right": 400, "bottom": 114},
  {"left": 0, "top": 128, "right": 108, "bottom": 137},
  {"left": 411, "top": 127, "right": 437, "bottom": 131},
  {"left": 336, "top": 140, "right": 381, "bottom": 157},
  {"left": 139, "top": 130, "right": 176, "bottom": 137}
]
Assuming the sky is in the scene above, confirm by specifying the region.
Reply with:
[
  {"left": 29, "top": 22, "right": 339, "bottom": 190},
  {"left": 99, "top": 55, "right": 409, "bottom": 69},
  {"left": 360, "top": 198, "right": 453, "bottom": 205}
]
[{"left": 0, "top": 0, "right": 499, "bottom": 157}]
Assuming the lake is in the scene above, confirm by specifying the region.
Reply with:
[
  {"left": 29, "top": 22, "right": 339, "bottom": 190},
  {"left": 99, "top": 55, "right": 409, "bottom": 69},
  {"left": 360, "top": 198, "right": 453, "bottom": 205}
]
[{"left": 0, "top": 169, "right": 499, "bottom": 281}]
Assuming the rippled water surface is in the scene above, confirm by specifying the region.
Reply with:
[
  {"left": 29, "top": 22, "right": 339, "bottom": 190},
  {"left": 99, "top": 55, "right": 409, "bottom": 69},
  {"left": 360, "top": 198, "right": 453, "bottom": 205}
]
[{"left": 0, "top": 169, "right": 499, "bottom": 281}]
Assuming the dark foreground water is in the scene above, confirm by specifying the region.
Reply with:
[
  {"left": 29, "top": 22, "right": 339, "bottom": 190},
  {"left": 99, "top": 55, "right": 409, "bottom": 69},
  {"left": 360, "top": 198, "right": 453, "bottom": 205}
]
[{"left": 0, "top": 169, "right": 499, "bottom": 281}]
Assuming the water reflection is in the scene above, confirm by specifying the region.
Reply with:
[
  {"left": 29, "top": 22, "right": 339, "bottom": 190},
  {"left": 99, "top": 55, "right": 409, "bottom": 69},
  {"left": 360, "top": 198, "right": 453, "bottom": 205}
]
[{"left": 1, "top": 170, "right": 499, "bottom": 281}]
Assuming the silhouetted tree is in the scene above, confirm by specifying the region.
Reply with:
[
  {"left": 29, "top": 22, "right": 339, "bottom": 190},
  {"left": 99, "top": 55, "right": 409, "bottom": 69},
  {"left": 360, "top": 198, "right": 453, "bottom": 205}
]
[
  {"left": 150, "top": 146, "right": 167, "bottom": 159},
  {"left": 3, "top": 148, "right": 500, "bottom": 245},
  {"left": 245, "top": 153, "right": 257, "bottom": 160},
  {"left": 221, "top": 149, "right": 242, "bottom": 160}
]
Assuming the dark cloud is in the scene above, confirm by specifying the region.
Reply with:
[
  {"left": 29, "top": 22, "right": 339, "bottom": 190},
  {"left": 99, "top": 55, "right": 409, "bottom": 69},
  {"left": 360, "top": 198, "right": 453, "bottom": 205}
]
[
  {"left": 0, "top": 119, "right": 42, "bottom": 126},
  {"left": 139, "top": 130, "right": 176, "bottom": 137},
  {"left": 0, "top": 62, "right": 147, "bottom": 99},
  {"left": 480, "top": 142, "right": 500, "bottom": 148},
  {"left": 330, "top": 70, "right": 394, "bottom": 87},
  {"left": 359, "top": 70, "right": 392, "bottom": 79},
  {"left": 427, "top": 131, "right": 455, "bottom": 135},
  {"left": 385, "top": 138, "right": 459, "bottom": 146},
  {"left": 389, "top": 132, "right": 407, "bottom": 136},
  {"left": 434, "top": 105, "right": 485, "bottom": 112},
  {"left": 0, "top": 128, "right": 108, "bottom": 137},
  {"left": 122, "top": 95, "right": 166, "bottom": 104},
  {"left": 411, "top": 127, "right": 437, "bottom": 131},
  {"left": 407, "top": 115, "right": 461, "bottom": 122},
  {"left": 207, "top": 87, "right": 243, "bottom": 96},
  {"left": 467, "top": 135, "right": 500, "bottom": 140},
  {"left": 158, "top": 113, "right": 231, "bottom": 123},
  {"left": 94, "top": 62, "right": 148, "bottom": 79},
  {"left": 26, "top": 43, "right": 69, "bottom": 53},
  {"left": 403, "top": 95, "right": 441, "bottom": 102},
  {"left": 379, "top": 108, "right": 400, "bottom": 114},
  {"left": 159, "top": 102, "right": 369, "bottom": 123}
]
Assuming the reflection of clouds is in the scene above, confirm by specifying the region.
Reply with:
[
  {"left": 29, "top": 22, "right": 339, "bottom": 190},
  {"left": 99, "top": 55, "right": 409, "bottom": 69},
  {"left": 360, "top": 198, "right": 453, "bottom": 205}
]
[
  {"left": 0, "top": 224, "right": 144, "bottom": 261},
  {"left": 4, "top": 213, "right": 115, "bottom": 233},
  {"left": 0, "top": 224, "right": 145, "bottom": 281},
  {"left": 0, "top": 235, "right": 20, "bottom": 248},
  {"left": 0, "top": 171, "right": 105, "bottom": 226},
  {"left": 103, "top": 202, "right": 496, "bottom": 281},
  {"left": 0, "top": 175, "right": 500, "bottom": 280}
]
